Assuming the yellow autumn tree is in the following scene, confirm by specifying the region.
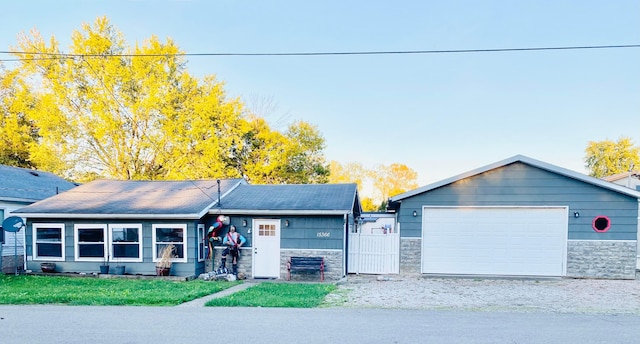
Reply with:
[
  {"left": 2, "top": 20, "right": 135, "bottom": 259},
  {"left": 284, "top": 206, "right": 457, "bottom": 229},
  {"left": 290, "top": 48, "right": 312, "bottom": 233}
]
[
  {"left": 585, "top": 137, "right": 640, "bottom": 178},
  {"left": 370, "top": 163, "right": 419, "bottom": 210},
  {"left": 279, "top": 121, "right": 329, "bottom": 184},
  {"left": 330, "top": 161, "right": 419, "bottom": 211},
  {"left": 360, "top": 197, "right": 378, "bottom": 212},
  {"left": 0, "top": 65, "right": 40, "bottom": 168},
  {"left": 329, "top": 161, "right": 367, "bottom": 190},
  {"left": 9, "top": 16, "right": 328, "bottom": 184},
  {"left": 329, "top": 161, "right": 376, "bottom": 210},
  {"left": 14, "top": 17, "right": 200, "bottom": 180}
]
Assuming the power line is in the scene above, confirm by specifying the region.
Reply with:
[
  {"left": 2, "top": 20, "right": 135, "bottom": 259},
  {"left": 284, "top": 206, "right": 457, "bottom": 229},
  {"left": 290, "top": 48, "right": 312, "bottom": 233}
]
[
  {"left": 0, "top": 44, "right": 639, "bottom": 61},
  {"left": 0, "top": 57, "right": 68, "bottom": 62}
]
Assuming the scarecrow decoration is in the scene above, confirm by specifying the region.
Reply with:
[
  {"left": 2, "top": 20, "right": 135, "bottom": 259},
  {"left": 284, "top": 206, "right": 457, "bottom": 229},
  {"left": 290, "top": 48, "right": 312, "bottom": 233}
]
[{"left": 207, "top": 215, "right": 230, "bottom": 259}]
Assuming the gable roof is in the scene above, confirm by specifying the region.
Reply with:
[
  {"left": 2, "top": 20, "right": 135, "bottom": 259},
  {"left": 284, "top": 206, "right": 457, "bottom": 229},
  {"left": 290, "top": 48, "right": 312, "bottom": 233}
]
[
  {"left": 14, "top": 179, "right": 246, "bottom": 219},
  {"left": 212, "top": 183, "right": 360, "bottom": 216},
  {"left": 0, "top": 164, "right": 78, "bottom": 203},
  {"left": 391, "top": 155, "right": 640, "bottom": 202}
]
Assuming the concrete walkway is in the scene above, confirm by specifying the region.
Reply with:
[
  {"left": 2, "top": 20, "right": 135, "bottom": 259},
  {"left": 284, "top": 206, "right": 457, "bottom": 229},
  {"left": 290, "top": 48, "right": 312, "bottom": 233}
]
[{"left": 176, "top": 281, "right": 258, "bottom": 307}]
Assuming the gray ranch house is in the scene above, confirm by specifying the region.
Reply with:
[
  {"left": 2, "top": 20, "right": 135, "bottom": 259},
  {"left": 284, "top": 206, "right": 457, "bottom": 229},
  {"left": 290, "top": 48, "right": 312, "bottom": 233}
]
[
  {"left": 388, "top": 155, "right": 640, "bottom": 279},
  {"left": 14, "top": 178, "right": 361, "bottom": 280},
  {"left": 0, "top": 164, "right": 77, "bottom": 273}
]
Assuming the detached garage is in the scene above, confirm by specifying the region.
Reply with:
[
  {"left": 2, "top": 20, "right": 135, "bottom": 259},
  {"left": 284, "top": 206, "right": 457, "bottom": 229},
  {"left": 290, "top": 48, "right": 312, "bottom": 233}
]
[{"left": 389, "top": 155, "right": 640, "bottom": 279}]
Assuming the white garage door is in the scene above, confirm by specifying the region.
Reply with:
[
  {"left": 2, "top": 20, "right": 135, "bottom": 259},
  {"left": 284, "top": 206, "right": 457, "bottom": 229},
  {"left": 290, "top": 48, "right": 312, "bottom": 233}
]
[{"left": 422, "top": 207, "right": 567, "bottom": 276}]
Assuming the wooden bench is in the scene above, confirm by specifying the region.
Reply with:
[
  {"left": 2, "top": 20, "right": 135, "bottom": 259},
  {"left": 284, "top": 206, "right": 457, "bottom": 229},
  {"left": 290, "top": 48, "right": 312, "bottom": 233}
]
[{"left": 287, "top": 256, "right": 324, "bottom": 281}]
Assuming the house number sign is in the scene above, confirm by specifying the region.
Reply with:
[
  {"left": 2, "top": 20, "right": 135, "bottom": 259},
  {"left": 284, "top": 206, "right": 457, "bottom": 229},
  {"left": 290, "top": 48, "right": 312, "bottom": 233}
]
[{"left": 316, "top": 231, "right": 330, "bottom": 238}]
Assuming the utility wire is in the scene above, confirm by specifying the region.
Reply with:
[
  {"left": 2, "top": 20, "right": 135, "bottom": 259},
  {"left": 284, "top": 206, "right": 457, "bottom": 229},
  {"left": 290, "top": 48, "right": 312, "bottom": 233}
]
[{"left": 0, "top": 44, "right": 639, "bottom": 61}]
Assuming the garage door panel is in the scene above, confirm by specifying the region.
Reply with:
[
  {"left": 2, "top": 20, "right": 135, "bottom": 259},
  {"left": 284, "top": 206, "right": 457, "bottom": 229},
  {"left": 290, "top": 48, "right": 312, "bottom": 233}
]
[{"left": 422, "top": 207, "right": 567, "bottom": 276}]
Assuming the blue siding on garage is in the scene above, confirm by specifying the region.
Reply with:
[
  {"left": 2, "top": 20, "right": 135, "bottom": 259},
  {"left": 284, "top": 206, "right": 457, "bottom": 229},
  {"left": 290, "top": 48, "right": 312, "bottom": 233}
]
[{"left": 398, "top": 163, "right": 639, "bottom": 240}]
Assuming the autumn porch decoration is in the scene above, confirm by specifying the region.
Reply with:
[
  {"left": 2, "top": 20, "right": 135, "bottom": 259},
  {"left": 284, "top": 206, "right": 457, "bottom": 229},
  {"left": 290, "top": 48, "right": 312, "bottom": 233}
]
[{"left": 156, "top": 244, "right": 176, "bottom": 276}]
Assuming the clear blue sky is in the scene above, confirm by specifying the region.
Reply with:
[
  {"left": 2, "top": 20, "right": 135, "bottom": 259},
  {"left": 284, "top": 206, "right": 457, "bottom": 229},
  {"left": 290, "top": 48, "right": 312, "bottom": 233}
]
[{"left": 1, "top": 1, "right": 639, "bottom": 186}]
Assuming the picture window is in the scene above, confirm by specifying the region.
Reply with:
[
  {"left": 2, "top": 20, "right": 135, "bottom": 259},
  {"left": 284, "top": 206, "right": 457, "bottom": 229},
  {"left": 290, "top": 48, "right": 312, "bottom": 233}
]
[
  {"left": 75, "top": 224, "right": 107, "bottom": 261},
  {"left": 33, "top": 223, "right": 65, "bottom": 261},
  {"left": 109, "top": 224, "right": 142, "bottom": 262},
  {"left": 152, "top": 224, "right": 187, "bottom": 263}
]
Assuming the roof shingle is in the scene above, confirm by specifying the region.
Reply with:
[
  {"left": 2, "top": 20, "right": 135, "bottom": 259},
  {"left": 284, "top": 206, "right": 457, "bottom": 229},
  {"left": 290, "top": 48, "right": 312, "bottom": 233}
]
[
  {"left": 15, "top": 179, "right": 245, "bottom": 218},
  {"left": 0, "top": 165, "right": 78, "bottom": 202}
]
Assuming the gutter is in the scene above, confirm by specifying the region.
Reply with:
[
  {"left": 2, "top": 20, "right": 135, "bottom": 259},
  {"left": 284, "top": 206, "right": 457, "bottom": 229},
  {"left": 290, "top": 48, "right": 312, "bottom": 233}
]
[
  {"left": 211, "top": 209, "right": 350, "bottom": 216},
  {"left": 12, "top": 213, "right": 203, "bottom": 220},
  {"left": 0, "top": 197, "right": 42, "bottom": 203}
]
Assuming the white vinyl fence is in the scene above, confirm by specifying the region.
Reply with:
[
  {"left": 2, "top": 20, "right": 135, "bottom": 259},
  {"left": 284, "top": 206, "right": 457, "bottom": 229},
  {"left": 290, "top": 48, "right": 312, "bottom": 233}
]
[{"left": 348, "top": 232, "right": 399, "bottom": 274}]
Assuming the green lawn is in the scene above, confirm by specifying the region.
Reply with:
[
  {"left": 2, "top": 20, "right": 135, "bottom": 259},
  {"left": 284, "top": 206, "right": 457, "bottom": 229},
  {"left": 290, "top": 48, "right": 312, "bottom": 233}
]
[
  {"left": 205, "top": 282, "right": 336, "bottom": 308},
  {"left": 0, "top": 275, "right": 337, "bottom": 308},
  {"left": 0, "top": 275, "right": 240, "bottom": 306}
]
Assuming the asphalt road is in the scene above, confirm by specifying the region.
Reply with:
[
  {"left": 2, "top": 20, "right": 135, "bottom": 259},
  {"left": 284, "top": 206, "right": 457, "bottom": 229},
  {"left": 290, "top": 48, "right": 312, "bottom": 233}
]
[{"left": 1, "top": 305, "right": 638, "bottom": 344}]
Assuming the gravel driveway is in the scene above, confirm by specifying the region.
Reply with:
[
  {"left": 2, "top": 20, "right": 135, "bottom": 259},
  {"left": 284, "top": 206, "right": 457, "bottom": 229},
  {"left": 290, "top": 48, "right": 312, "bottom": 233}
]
[{"left": 328, "top": 274, "right": 640, "bottom": 314}]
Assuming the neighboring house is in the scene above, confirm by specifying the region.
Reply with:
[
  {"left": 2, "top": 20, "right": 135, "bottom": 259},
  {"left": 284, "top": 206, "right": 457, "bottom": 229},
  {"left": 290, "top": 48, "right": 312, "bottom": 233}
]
[
  {"left": 388, "top": 155, "right": 640, "bottom": 279},
  {"left": 14, "top": 179, "right": 361, "bottom": 280},
  {"left": 603, "top": 171, "right": 640, "bottom": 191},
  {"left": 0, "top": 164, "right": 77, "bottom": 273}
]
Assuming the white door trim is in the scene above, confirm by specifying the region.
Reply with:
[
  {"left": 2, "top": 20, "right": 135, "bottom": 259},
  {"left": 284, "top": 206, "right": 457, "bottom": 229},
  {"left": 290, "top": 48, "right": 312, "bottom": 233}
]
[{"left": 251, "top": 219, "right": 281, "bottom": 278}]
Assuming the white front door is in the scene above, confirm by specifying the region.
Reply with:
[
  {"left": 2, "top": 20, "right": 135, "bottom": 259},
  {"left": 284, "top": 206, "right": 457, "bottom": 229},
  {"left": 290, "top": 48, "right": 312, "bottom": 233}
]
[{"left": 252, "top": 219, "right": 281, "bottom": 278}]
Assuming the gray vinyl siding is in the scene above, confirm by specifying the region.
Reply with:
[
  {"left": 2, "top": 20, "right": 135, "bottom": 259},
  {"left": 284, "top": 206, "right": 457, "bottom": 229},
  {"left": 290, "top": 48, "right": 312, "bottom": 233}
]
[
  {"left": 25, "top": 214, "right": 349, "bottom": 275},
  {"left": 280, "top": 215, "right": 344, "bottom": 250},
  {"left": 25, "top": 218, "right": 200, "bottom": 276},
  {"left": 1, "top": 202, "right": 27, "bottom": 256},
  {"left": 398, "top": 163, "right": 639, "bottom": 240}
]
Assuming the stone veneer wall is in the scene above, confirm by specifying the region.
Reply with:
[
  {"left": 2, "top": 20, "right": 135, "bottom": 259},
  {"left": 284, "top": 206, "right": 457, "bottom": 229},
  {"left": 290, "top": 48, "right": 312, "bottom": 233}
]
[
  {"left": 205, "top": 248, "right": 342, "bottom": 281},
  {"left": 398, "top": 238, "right": 638, "bottom": 279},
  {"left": 567, "top": 240, "right": 637, "bottom": 279},
  {"left": 206, "top": 247, "right": 252, "bottom": 275},
  {"left": 281, "top": 249, "right": 343, "bottom": 281},
  {"left": 400, "top": 238, "right": 421, "bottom": 274}
]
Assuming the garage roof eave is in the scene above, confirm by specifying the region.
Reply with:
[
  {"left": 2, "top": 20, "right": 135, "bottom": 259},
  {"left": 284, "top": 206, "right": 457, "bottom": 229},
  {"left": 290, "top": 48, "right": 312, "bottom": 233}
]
[{"left": 391, "top": 154, "right": 640, "bottom": 201}]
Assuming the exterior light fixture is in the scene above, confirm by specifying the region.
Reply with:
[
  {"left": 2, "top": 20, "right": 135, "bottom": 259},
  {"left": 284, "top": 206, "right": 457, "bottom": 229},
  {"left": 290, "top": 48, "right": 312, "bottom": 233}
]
[
  {"left": 574, "top": 212, "right": 580, "bottom": 218},
  {"left": 412, "top": 210, "right": 417, "bottom": 217},
  {"left": 242, "top": 219, "right": 247, "bottom": 227},
  {"left": 285, "top": 220, "right": 289, "bottom": 227}
]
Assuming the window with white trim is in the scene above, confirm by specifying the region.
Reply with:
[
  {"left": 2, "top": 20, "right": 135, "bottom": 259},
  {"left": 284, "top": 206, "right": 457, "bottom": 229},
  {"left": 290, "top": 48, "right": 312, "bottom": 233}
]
[
  {"left": 33, "top": 223, "right": 65, "bottom": 261},
  {"left": 153, "top": 224, "right": 187, "bottom": 263},
  {"left": 197, "top": 224, "right": 205, "bottom": 262},
  {"left": 74, "top": 224, "right": 107, "bottom": 261},
  {"left": 109, "top": 224, "right": 143, "bottom": 262}
]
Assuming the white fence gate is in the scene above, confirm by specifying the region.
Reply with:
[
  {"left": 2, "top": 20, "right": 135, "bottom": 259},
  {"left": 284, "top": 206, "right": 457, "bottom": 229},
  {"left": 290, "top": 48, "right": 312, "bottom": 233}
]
[{"left": 348, "top": 232, "right": 399, "bottom": 274}]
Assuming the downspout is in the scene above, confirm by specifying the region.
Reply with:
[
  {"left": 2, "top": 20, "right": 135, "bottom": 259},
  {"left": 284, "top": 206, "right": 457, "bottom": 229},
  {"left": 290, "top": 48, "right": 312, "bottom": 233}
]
[
  {"left": 637, "top": 199, "right": 640, "bottom": 269},
  {"left": 343, "top": 213, "right": 348, "bottom": 278},
  {"left": 395, "top": 207, "right": 400, "bottom": 274},
  {"left": 217, "top": 179, "right": 221, "bottom": 207}
]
